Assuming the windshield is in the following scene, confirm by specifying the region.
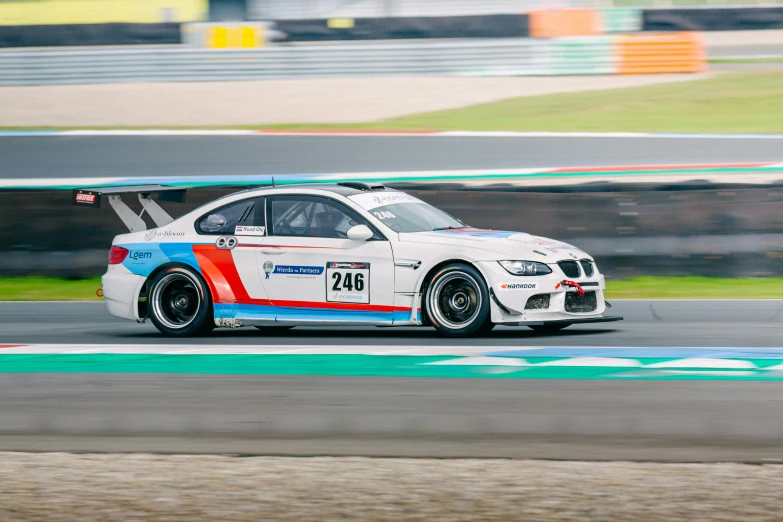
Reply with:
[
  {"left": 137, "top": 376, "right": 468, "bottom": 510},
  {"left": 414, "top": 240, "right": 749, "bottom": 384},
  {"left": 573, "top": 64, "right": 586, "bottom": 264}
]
[{"left": 349, "top": 192, "right": 466, "bottom": 233}]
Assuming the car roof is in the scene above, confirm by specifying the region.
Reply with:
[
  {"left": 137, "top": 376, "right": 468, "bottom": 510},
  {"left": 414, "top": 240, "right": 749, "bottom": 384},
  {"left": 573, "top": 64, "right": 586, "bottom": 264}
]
[{"left": 236, "top": 182, "right": 396, "bottom": 197}]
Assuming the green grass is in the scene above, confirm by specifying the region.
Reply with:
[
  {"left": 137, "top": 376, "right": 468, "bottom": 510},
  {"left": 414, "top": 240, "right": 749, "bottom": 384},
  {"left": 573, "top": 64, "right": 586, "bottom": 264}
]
[
  {"left": 605, "top": 277, "right": 783, "bottom": 299},
  {"left": 3, "top": 276, "right": 783, "bottom": 301},
  {"left": 1, "top": 72, "right": 782, "bottom": 134},
  {"left": 709, "top": 58, "right": 783, "bottom": 64},
  {"left": 285, "top": 72, "right": 781, "bottom": 134},
  {"left": 0, "top": 277, "right": 103, "bottom": 301}
]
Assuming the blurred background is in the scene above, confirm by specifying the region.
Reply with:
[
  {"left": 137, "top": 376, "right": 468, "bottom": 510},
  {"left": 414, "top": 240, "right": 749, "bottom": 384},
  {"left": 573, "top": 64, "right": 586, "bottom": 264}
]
[
  {"left": 1, "top": 0, "right": 783, "bottom": 293},
  {"left": 1, "top": 3, "right": 783, "bottom": 520}
]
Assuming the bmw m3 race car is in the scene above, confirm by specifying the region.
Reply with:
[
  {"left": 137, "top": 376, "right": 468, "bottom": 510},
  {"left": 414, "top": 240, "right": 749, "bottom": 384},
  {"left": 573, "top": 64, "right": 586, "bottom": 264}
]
[{"left": 74, "top": 182, "right": 622, "bottom": 338}]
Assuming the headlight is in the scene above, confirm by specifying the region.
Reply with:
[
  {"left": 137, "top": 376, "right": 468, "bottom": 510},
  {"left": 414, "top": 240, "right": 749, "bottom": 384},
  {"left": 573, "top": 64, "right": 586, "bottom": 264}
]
[{"left": 498, "top": 260, "right": 552, "bottom": 276}]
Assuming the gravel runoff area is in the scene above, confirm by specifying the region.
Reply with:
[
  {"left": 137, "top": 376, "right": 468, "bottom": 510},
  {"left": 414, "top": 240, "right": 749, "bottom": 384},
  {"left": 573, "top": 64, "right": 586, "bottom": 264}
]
[
  {"left": 2, "top": 453, "right": 782, "bottom": 521},
  {"left": 0, "top": 74, "right": 708, "bottom": 127}
]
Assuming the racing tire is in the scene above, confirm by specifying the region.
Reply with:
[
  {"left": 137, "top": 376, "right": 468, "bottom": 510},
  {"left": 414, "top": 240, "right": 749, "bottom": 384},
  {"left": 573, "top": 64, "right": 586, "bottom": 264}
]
[
  {"left": 148, "top": 266, "right": 214, "bottom": 337},
  {"left": 528, "top": 323, "right": 571, "bottom": 333},
  {"left": 424, "top": 263, "right": 491, "bottom": 338},
  {"left": 477, "top": 320, "right": 496, "bottom": 335}
]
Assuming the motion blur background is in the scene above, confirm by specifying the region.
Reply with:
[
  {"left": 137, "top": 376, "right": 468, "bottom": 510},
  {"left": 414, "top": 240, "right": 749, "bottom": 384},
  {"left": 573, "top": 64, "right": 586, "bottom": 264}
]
[
  {"left": 0, "top": 0, "right": 782, "bottom": 287},
  {"left": 1, "top": 2, "right": 783, "bottom": 520}
]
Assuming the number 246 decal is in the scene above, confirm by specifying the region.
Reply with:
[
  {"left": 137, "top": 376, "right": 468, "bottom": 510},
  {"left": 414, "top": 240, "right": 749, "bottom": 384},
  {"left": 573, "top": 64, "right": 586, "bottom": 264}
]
[{"left": 331, "top": 272, "right": 365, "bottom": 292}]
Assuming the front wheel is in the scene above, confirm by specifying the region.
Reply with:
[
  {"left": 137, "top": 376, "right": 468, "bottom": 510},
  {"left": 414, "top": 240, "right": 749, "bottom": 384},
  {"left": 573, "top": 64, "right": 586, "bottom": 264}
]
[
  {"left": 424, "top": 263, "right": 491, "bottom": 338},
  {"left": 148, "top": 266, "right": 214, "bottom": 337}
]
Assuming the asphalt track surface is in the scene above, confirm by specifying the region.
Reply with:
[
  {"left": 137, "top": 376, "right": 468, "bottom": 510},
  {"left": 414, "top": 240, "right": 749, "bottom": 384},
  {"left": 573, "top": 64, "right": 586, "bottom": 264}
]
[
  {"left": 2, "top": 300, "right": 783, "bottom": 461},
  {"left": 3, "top": 300, "right": 783, "bottom": 347},
  {"left": 3, "top": 136, "right": 783, "bottom": 179}
]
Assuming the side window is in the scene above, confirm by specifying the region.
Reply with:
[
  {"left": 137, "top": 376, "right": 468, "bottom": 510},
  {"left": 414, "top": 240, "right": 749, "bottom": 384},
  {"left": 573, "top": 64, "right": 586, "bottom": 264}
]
[
  {"left": 269, "top": 196, "right": 381, "bottom": 239},
  {"left": 197, "top": 197, "right": 264, "bottom": 235}
]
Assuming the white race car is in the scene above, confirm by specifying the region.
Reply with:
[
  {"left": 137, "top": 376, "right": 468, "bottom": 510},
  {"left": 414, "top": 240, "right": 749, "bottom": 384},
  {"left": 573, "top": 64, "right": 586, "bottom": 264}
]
[{"left": 75, "top": 182, "right": 621, "bottom": 337}]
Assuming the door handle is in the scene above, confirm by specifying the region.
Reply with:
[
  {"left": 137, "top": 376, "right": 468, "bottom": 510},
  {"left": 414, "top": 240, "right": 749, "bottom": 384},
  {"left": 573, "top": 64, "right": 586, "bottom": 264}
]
[{"left": 260, "top": 249, "right": 285, "bottom": 255}]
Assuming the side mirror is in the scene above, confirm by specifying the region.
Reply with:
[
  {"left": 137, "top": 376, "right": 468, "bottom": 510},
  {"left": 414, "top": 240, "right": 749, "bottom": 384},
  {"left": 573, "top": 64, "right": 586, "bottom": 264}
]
[{"left": 346, "top": 224, "right": 374, "bottom": 241}]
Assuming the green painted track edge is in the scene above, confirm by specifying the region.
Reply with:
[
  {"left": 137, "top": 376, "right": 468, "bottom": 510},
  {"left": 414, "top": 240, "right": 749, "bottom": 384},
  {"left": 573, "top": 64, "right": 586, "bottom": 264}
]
[{"left": 1, "top": 354, "right": 782, "bottom": 381}]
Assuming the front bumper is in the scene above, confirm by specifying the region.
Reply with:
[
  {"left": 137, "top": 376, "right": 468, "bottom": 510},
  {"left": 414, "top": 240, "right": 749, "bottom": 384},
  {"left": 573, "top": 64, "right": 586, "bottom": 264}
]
[
  {"left": 477, "top": 260, "right": 619, "bottom": 325},
  {"left": 502, "top": 315, "right": 623, "bottom": 327}
]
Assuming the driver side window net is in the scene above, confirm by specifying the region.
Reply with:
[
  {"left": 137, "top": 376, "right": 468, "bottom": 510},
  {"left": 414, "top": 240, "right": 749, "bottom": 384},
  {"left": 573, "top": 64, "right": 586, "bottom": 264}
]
[
  {"left": 197, "top": 197, "right": 264, "bottom": 235},
  {"left": 270, "top": 197, "right": 374, "bottom": 239}
]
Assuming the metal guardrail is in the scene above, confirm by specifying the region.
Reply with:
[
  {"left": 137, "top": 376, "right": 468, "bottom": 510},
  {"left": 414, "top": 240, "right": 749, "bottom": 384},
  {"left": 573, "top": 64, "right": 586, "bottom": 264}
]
[{"left": 0, "top": 38, "right": 616, "bottom": 85}]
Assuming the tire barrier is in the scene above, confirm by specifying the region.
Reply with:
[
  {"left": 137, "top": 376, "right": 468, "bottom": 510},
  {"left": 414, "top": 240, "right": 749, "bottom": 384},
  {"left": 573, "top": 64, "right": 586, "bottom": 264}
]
[
  {"left": 616, "top": 32, "right": 706, "bottom": 75},
  {"left": 529, "top": 9, "right": 603, "bottom": 38}
]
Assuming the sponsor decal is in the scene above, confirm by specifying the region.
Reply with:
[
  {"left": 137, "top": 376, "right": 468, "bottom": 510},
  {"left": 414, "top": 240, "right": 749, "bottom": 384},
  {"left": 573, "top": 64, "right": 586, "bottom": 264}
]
[
  {"left": 235, "top": 225, "right": 265, "bottom": 236},
  {"left": 72, "top": 189, "right": 101, "bottom": 208},
  {"left": 264, "top": 263, "right": 324, "bottom": 279},
  {"left": 263, "top": 261, "right": 274, "bottom": 279},
  {"left": 327, "top": 261, "right": 369, "bottom": 270},
  {"left": 128, "top": 251, "right": 152, "bottom": 261},
  {"left": 331, "top": 292, "right": 366, "bottom": 303},
  {"left": 350, "top": 192, "right": 420, "bottom": 210},
  {"left": 75, "top": 193, "right": 96, "bottom": 204},
  {"left": 143, "top": 229, "right": 183, "bottom": 241},
  {"left": 499, "top": 282, "right": 539, "bottom": 290},
  {"left": 372, "top": 194, "right": 415, "bottom": 205},
  {"left": 273, "top": 265, "right": 324, "bottom": 275},
  {"left": 326, "top": 261, "right": 370, "bottom": 304},
  {"left": 158, "top": 230, "right": 185, "bottom": 238}
]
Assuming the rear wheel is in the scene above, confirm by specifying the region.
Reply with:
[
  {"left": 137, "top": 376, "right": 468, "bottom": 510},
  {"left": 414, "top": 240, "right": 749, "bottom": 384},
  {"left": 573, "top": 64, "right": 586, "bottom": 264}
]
[
  {"left": 148, "top": 266, "right": 213, "bottom": 337},
  {"left": 528, "top": 323, "right": 571, "bottom": 333},
  {"left": 424, "top": 263, "right": 491, "bottom": 338}
]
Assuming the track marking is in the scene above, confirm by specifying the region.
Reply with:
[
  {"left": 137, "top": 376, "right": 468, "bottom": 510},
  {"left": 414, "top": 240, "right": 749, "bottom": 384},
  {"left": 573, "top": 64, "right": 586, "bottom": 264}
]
[
  {"left": 4, "top": 130, "right": 783, "bottom": 138},
  {"left": 534, "top": 357, "right": 643, "bottom": 367},
  {"left": 424, "top": 356, "right": 529, "bottom": 366},
  {"left": 645, "top": 358, "right": 758, "bottom": 369}
]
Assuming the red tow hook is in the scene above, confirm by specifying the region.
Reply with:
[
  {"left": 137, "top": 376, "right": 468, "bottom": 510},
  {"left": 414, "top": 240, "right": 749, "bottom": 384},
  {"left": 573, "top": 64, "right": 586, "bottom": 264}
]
[{"left": 562, "top": 280, "right": 585, "bottom": 297}]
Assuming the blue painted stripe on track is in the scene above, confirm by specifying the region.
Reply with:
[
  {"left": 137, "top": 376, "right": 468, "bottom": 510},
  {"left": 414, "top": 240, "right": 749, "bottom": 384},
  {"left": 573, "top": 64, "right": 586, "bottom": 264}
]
[
  {"left": 485, "top": 347, "right": 783, "bottom": 359},
  {"left": 0, "top": 131, "right": 62, "bottom": 136}
]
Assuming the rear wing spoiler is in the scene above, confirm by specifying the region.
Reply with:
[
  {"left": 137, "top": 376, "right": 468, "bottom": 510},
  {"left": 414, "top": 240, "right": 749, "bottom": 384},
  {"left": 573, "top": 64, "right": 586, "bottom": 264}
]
[{"left": 72, "top": 185, "right": 188, "bottom": 233}]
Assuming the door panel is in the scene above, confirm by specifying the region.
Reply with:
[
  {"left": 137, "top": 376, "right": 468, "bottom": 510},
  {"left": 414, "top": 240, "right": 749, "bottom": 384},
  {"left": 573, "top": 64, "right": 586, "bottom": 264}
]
[
  {"left": 192, "top": 196, "right": 271, "bottom": 323},
  {"left": 255, "top": 195, "right": 401, "bottom": 324}
]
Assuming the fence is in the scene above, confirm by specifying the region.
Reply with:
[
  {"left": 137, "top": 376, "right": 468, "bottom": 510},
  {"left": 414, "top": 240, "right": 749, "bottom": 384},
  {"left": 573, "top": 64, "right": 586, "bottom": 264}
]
[{"left": 0, "top": 33, "right": 703, "bottom": 85}]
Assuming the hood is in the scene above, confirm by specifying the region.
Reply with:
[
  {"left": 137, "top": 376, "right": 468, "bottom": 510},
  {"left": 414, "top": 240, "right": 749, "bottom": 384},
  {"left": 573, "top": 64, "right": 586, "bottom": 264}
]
[{"left": 400, "top": 228, "right": 590, "bottom": 261}]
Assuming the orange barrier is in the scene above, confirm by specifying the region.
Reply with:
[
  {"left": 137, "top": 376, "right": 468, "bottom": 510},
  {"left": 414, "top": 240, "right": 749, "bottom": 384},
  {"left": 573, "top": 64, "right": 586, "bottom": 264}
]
[
  {"left": 615, "top": 32, "right": 706, "bottom": 74},
  {"left": 529, "top": 9, "right": 601, "bottom": 38}
]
